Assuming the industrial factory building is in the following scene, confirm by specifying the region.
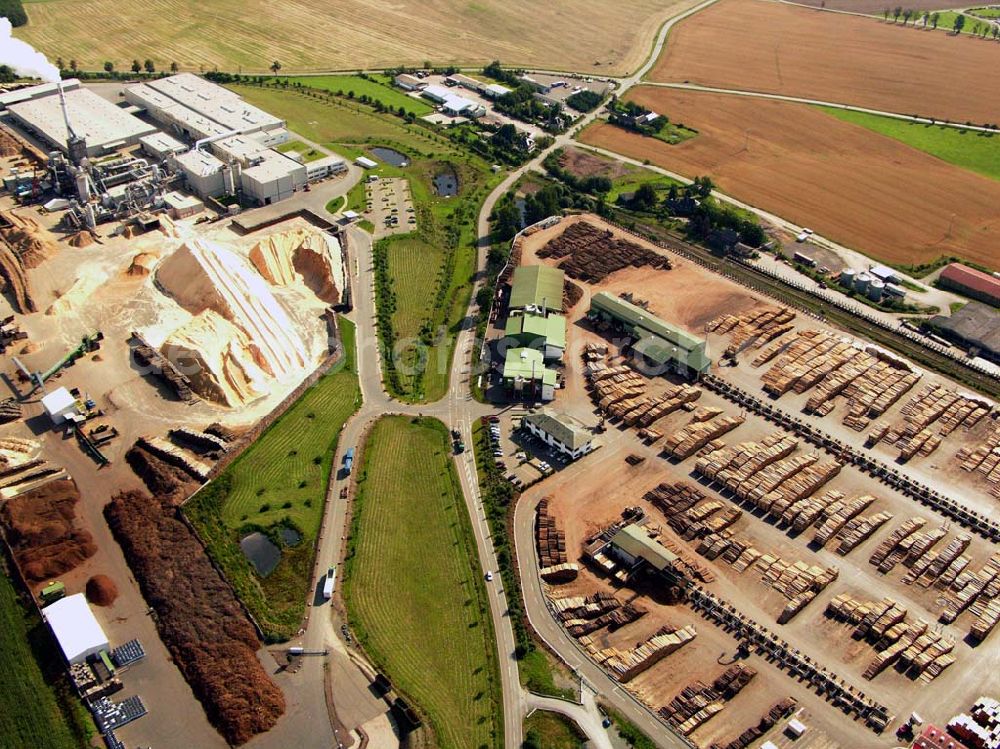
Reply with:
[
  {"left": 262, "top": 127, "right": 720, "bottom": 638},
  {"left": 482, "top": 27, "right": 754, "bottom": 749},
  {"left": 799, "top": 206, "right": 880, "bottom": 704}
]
[
  {"left": 43, "top": 594, "right": 110, "bottom": 665},
  {"left": 509, "top": 265, "right": 565, "bottom": 313},
  {"left": 523, "top": 410, "right": 594, "bottom": 460},
  {"left": 5, "top": 85, "right": 157, "bottom": 157}
]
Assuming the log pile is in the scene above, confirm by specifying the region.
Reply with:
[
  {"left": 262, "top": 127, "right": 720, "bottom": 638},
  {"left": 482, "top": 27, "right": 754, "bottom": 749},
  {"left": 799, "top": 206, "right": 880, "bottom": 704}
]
[
  {"left": 536, "top": 221, "right": 671, "bottom": 283},
  {"left": 708, "top": 698, "right": 798, "bottom": 749},
  {"left": 706, "top": 306, "right": 796, "bottom": 357},
  {"left": 0, "top": 397, "right": 21, "bottom": 425},
  {"left": 131, "top": 332, "right": 196, "bottom": 402},
  {"left": 903, "top": 534, "right": 971, "bottom": 586},
  {"left": 645, "top": 481, "right": 742, "bottom": 542},
  {"left": 869, "top": 517, "right": 927, "bottom": 572},
  {"left": 940, "top": 553, "right": 1000, "bottom": 629},
  {"left": 662, "top": 415, "right": 745, "bottom": 459},
  {"left": 956, "top": 424, "right": 1000, "bottom": 499},
  {"left": 536, "top": 498, "right": 578, "bottom": 582},
  {"left": 813, "top": 495, "right": 877, "bottom": 547},
  {"left": 660, "top": 665, "right": 757, "bottom": 735},
  {"left": 834, "top": 510, "right": 894, "bottom": 556},
  {"left": 550, "top": 592, "right": 647, "bottom": 638},
  {"left": 582, "top": 624, "right": 697, "bottom": 682}
]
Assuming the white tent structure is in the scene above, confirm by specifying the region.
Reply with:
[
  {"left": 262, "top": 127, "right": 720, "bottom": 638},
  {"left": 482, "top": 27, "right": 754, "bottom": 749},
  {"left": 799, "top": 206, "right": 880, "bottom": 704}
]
[{"left": 43, "top": 593, "right": 109, "bottom": 664}]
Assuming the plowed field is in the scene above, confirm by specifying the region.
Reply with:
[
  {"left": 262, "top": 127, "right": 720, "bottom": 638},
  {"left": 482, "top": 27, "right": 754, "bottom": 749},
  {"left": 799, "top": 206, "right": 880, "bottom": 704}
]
[
  {"left": 650, "top": 0, "right": 1000, "bottom": 124},
  {"left": 580, "top": 88, "right": 1000, "bottom": 267}
]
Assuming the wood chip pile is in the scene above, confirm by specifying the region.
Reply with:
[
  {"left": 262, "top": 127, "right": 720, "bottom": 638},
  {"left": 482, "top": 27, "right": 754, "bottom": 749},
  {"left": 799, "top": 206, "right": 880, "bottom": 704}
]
[
  {"left": 536, "top": 221, "right": 671, "bottom": 283},
  {"left": 582, "top": 624, "right": 697, "bottom": 682}
]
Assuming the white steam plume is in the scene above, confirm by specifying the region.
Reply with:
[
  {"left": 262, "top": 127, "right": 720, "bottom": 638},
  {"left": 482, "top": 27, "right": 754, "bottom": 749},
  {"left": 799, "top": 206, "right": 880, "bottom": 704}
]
[{"left": 0, "top": 18, "right": 61, "bottom": 83}]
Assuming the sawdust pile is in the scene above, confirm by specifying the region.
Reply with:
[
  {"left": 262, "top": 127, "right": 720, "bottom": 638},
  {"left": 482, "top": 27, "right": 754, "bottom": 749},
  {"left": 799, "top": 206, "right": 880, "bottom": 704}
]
[
  {"left": 85, "top": 574, "right": 118, "bottom": 606},
  {"left": 105, "top": 490, "right": 285, "bottom": 745},
  {"left": 67, "top": 230, "right": 96, "bottom": 248},
  {"left": 0, "top": 210, "right": 57, "bottom": 268},
  {"left": 249, "top": 228, "right": 344, "bottom": 304},
  {"left": 46, "top": 267, "right": 111, "bottom": 317},
  {"left": 0, "top": 479, "right": 96, "bottom": 582},
  {"left": 0, "top": 237, "right": 35, "bottom": 313},
  {"left": 155, "top": 237, "right": 311, "bottom": 407},
  {"left": 127, "top": 251, "right": 157, "bottom": 277}
]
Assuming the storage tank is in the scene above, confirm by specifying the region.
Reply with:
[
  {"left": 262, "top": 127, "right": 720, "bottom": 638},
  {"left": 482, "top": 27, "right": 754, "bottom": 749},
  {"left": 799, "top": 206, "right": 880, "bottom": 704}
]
[
  {"left": 867, "top": 279, "right": 885, "bottom": 302},
  {"left": 839, "top": 268, "right": 856, "bottom": 288},
  {"left": 854, "top": 272, "right": 872, "bottom": 294}
]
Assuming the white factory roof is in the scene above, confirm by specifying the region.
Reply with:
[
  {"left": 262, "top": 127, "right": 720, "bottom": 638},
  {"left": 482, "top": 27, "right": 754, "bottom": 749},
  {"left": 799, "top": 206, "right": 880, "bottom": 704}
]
[
  {"left": 173, "top": 148, "right": 225, "bottom": 176},
  {"left": 869, "top": 264, "right": 899, "bottom": 281},
  {"left": 164, "top": 191, "right": 203, "bottom": 210},
  {"left": 7, "top": 87, "right": 157, "bottom": 152},
  {"left": 442, "top": 94, "right": 478, "bottom": 113},
  {"left": 355, "top": 156, "right": 378, "bottom": 168},
  {"left": 422, "top": 84, "right": 452, "bottom": 102},
  {"left": 143, "top": 73, "right": 282, "bottom": 133},
  {"left": 139, "top": 131, "right": 186, "bottom": 154},
  {"left": 484, "top": 83, "right": 512, "bottom": 98},
  {"left": 43, "top": 594, "right": 110, "bottom": 665},
  {"left": 211, "top": 134, "right": 269, "bottom": 162},
  {"left": 0, "top": 78, "right": 81, "bottom": 108},
  {"left": 306, "top": 153, "right": 346, "bottom": 171},
  {"left": 125, "top": 83, "right": 231, "bottom": 140},
  {"left": 242, "top": 149, "right": 305, "bottom": 181},
  {"left": 41, "top": 387, "right": 77, "bottom": 420}
]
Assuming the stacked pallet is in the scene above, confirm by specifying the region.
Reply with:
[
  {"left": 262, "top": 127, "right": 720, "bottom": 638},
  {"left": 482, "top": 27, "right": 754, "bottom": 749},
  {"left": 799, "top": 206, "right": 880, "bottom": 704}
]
[
  {"left": 708, "top": 698, "right": 798, "bottom": 749},
  {"left": 662, "top": 415, "right": 745, "bottom": 460},
  {"left": 835, "top": 510, "right": 894, "bottom": 556},
  {"left": 956, "top": 425, "right": 1000, "bottom": 499},
  {"left": 813, "top": 495, "right": 877, "bottom": 547},
  {"left": 869, "top": 517, "right": 927, "bottom": 572},
  {"left": 660, "top": 665, "right": 757, "bottom": 735},
  {"left": 584, "top": 624, "right": 697, "bottom": 682},
  {"left": 707, "top": 307, "right": 796, "bottom": 357}
]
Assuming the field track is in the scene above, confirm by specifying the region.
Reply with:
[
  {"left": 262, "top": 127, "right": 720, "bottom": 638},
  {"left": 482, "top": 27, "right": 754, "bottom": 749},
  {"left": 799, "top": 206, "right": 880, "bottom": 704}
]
[
  {"left": 650, "top": 0, "right": 1000, "bottom": 124},
  {"left": 15, "top": 0, "right": 694, "bottom": 76},
  {"left": 344, "top": 416, "right": 500, "bottom": 749},
  {"left": 581, "top": 87, "right": 1000, "bottom": 268}
]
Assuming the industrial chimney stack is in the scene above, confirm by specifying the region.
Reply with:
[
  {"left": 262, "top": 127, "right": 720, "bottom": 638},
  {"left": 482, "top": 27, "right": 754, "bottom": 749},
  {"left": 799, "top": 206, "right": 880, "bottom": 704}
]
[{"left": 58, "top": 80, "right": 88, "bottom": 165}]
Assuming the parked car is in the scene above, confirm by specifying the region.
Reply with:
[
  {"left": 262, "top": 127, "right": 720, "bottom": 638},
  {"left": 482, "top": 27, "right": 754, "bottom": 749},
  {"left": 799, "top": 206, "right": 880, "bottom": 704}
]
[{"left": 484, "top": 571, "right": 493, "bottom": 582}]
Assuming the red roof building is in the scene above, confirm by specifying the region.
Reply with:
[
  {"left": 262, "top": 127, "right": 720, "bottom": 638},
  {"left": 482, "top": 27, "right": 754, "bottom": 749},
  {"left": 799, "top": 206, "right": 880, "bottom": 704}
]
[
  {"left": 939, "top": 264, "right": 1000, "bottom": 307},
  {"left": 913, "top": 724, "right": 971, "bottom": 749}
]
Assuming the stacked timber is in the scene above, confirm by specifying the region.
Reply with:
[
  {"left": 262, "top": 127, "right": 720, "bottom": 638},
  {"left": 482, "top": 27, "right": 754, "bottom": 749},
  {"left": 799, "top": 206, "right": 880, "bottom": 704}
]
[
  {"left": 0, "top": 398, "right": 21, "bottom": 425},
  {"left": 660, "top": 665, "right": 756, "bottom": 735},
  {"left": 970, "top": 598, "right": 1000, "bottom": 642},
  {"left": 536, "top": 498, "right": 568, "bottom": 568},
  {"left": 168, "top": 427, "right": 229, "bottom": 457},
  {"left": 877, "top": 384, "right": 991, "bottom": 460},
  {"left": 869, "top": 517, "right": 927, "bottom": 570},
  {"left": 138, "top": 436, "right": 212, "bottom": 480},
  {"left": 904, "top": 535, "right": 971, "bottom": 586},
  {"left": 939, "top": 553, "right": 1000, "bottom": 624},
  {"left": 784, "top": 489, "right": 845, "bottom": 532},
  {"left": 835, "top": 511, "right": 894, "bottom": 556},
  {"left": 813, "top": 495, "right": 877, "bottom": 546},
  {"left": 130, "top": 332, "right": 195, "bottom": 402},
  {"left": 708, "top": 698, "right": 798, "bottom": 749},
  {"left": 662, "top": 415, "right": 745, "bottom": 460},
  {"left": 765, "top": 460, "right": 842, "bottom": 516},
  {"left": 707, "top": 307, "right": 796, "bottom": 357},
  {"left": 585, "top": 624, "right": 697, "bottom": 682},
  {"left": 956, "top": 426, "right": 1000, "bottom": 499}
]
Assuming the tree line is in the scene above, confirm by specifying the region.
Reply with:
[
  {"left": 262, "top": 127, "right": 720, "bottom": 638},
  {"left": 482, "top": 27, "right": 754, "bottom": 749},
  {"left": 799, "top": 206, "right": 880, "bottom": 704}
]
[{"left": 0, "top": 0, "right": 27, "bottom": 26}]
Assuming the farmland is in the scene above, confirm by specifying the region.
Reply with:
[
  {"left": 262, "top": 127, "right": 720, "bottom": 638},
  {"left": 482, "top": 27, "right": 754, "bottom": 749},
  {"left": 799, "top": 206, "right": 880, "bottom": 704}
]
[
  {"left": 579, "top": 87, "right": 1000, "bottom": 268},
  {"left": 184, "top": 319, "right": 360, "bottom": 640},
  {"left": 343, "top": 416, "right": 501, "bottom": 749},
  {"left": 278, "top": 75, "right": 433, "bottom": 116},
  {"left": 14, "top": 0, "right": 693, "bottom": 76},
  {"left": 649, "top": 0, "right": 1000, "bottom": 125},
  {"left": 0, "top": 567, "right": 93, "bottom": 749},
  {"left": 821, "top": 107, "right": 1000, "bottom": 182}
]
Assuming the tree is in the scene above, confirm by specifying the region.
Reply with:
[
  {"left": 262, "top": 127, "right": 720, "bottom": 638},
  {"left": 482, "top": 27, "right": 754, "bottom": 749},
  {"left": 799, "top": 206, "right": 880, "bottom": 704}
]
[
  {"left": 56, "top": 56, "right": 65, "bottom": 70},
  {"left": 633, "top": 183, "right": 658, "bottom": 211},
  {"left": 170, "top": 61, "right": 179, "bottom": 72},
  {"left": 971, "top": 20, "right": 981, "bottom": 35},
  {"left": 930, "top": 11, "right": 940, "bottom": 28},
  {"left": 490, "top": 196, "right": 521, "bottom": 242},
  {"left": 921, "top": 10, "right": 929, "bottom": 27},
  {"left": 143, "top": 59, "right": 155, "bottom": 73},
  {"left": 131, "top": 59, "right": 141, "bottom": 73},
  {"left": 103, "top": 61, "right": 114, "bottom": 73},
  {"left": 892, "top": 6, "right": 902, "bottom": 22},
  {"left": 270, "top": 60, "right": 281, "bottom": 74},
  {"left": 69, "top": 59, "right": 78, "bottom": 72},
  {"left": 882, "top": 7, "right": 889, "bottom": 19},
  {"left": 953, "top": 13, "right": 966, "bottom": 33},
  {"left": 901, "top": 9, "right": 912, "bottom": 25},
  {"left": 0, "top": 65, "right": 15, "bottom": 84}
]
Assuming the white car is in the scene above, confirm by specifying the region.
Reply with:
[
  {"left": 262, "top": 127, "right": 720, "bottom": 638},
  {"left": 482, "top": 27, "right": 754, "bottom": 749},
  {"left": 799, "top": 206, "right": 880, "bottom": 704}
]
[{"left": 484, "top": 571, "right": 494, "bottom": 582}]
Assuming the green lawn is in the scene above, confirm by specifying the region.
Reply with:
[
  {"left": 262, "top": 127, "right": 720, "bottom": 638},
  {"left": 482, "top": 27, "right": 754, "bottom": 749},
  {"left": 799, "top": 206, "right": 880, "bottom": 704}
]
[
  {"left": 184, "top": 319, "right": 361, "bottom": 640},
  {"left": 387, "top": 236, "right": 445, "bottom": 340},
  {"left": 820, "top": 106, "right": 1000, "bottom": 181},
  {"left": 652, "top": 122, "right": 698, "bottom": 146},
  {"left": 278, "top": 75, "right": 434, "bottom": 116},
  {"left": 523, "top": 711, "right": 585, "bottom": 749},
  {"left": 344, "top": 416, "right": 501, "bottom": 749},
  {"left": 276, "top": 140, "right": 326, "bottom": 162},
  {"left": 231, "top": 84, "right": 500, "bottom": 403},
  {"left": 0, "top": 567, "right": 94, "bottom": 747}
]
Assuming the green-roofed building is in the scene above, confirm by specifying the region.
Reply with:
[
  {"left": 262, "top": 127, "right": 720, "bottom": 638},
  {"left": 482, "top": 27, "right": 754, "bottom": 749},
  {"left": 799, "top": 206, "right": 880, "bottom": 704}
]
[
  {"left": 504, "top": 311, "right": 566, "bottom": 361},
  {"left": 502, "top": 347, "right": 557, "bottom": 401},
  {"left": 509, "top": 265, "right": 565, "bottom": 312},
  {"left": 608, "top": 523, "right": 679, "bottom": 574},
  {"left": 588, "top": 291, "right": 710, "bottom": 378}
]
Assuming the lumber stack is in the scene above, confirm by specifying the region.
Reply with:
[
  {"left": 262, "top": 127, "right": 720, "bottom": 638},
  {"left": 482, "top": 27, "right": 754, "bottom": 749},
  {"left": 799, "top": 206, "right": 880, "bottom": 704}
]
[
  {"left": 869, "top": 517, "right": 927, "bottom": 572},
  {"left": 940, "top": 553, "right": 1000, "bottom": 625},
  {"left": 584, "top": 624, "right": 697, "bottom": 682},
  {"left": 707, "top": 306, "right": 796, "bottom": 357},
  {"left": 812, "top": 495, "right": 877, "bottom": 547},
  {"left": 956, "top": 425, "right": 1000, "bottom": 499},
  {"left": 708, "top": 698, "right": 798, "bottom": 749},
  {"left": 646, "top": 481, "right": 743, "bottom": 541},
  {"left": 0, "top": 398, "right": 21, "bottom": 425},
  {"left": 835, "top": 510, "right": 894, "bottom": 556},
  {"left": 536, "top": 498, "right": 568, "bottom": 568},
  {"left": 662, "top": 415, "right": 745, "bottom": 460},
  {"left": 904, "top": 535, "right": 971, "bottom": 586},
  {"left": 874, "top": 384, "right": 991, "bottom": 460},
  {"left": 660, "top": 665, "right": 757, "bottom": 735}
]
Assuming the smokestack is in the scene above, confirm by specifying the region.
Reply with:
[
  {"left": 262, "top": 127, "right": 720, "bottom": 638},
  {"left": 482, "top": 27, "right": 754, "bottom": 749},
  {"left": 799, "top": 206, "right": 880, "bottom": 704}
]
[{"left": 58, "top": 80, "right": 78, "bottom": 140}]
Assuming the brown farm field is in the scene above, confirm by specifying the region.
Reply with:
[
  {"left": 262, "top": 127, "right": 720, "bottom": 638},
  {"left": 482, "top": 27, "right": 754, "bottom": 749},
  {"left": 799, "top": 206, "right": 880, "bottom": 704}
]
[
  {"left": 14, "top": 0, "right": 696, "bottom": 75},
  {"left": 579, "top": 88, "right": 1000, "bottom": 267},
  {"left": 650, "top": 0, "right": 1000, "bottom": 124}
]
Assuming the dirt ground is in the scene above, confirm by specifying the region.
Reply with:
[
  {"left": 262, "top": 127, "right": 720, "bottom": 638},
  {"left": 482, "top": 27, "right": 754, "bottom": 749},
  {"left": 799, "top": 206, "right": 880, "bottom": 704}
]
[
  {"left": 580, "top": 91, "right": 1000, "bottom": 267},
  {"left": 649, "top": 0, "right": 1000, "bottom": 125},
  {"left": 513, "top": 214, "right": 1000, "bottom": 745},
  {"left": 558, "top": 147, "right": 637, "bottom": 181}
]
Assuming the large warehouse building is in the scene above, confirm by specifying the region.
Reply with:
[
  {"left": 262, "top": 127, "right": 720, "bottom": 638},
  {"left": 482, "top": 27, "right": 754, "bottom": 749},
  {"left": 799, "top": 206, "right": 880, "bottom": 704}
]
[
  {"left": 510, "top": 265, "right": 565, "bottom": 313},
  {"left": 929, "top": 302, "right": 1000, "bottom": 363},
  {"left": 4, "top": 83, "right": 157, "bottom": 157},
  {"left": 939, "top": 264, "right": 1000, "bottom": 307}
]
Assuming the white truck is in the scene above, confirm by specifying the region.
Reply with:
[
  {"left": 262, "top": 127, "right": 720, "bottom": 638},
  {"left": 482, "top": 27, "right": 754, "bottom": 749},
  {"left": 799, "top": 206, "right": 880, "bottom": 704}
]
[{"left": 322, "top": 565, "right": 337, "bottom": 600}]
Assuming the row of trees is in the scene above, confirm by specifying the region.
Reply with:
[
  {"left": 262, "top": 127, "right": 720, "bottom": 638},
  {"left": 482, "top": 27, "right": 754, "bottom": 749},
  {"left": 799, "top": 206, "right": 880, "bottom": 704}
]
[
  {"left": 883, "top": 6, "right": 1000, "bottom": 36},
  {"left": 55, "top": 57, "right": 179, "bottom": 75}
]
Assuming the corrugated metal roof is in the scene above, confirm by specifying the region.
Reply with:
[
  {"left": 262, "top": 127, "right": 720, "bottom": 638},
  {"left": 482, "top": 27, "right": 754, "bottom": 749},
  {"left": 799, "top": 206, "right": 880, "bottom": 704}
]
[
  {"left": 524, "top": 410, "right": 592, "bottom": 450},
  {"left": 610, "top": 524, "right": 678, "bottom": 571},
  {"left": 510, "top": 265, "right": 564, "bottom": 310},
  {"left": 940, "top": 263, "right": 1000, "bottom": 302},
  {"left": 590, "top": 292, "right": 705, "bottom": 352},
  {"left": 504, "top": 312, "right": 566, "bottom": 349}
]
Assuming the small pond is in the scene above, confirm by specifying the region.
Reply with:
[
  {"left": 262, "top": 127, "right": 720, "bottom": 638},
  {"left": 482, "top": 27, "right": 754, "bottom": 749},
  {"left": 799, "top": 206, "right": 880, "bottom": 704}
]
[
  {"left": 433, "top": 171, "right": 459, "bottom": 197},
  {"left": 371, "top": 146, "right": 409, "bottom": 167},
  {"left": 279, "top": 526, "right": 302, "bottom": 547},
  {"left": 240, "top": 532, "right": 281, "bottom": 577}
]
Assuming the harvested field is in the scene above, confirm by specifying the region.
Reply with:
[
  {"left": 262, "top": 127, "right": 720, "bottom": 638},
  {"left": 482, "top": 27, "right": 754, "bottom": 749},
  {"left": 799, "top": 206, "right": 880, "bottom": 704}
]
[
  {"left": 0, "top": 479, "right": 96, "bottom": 584},
  {"left": 105, "top": 490, "right": 284, "bottom": 746},
  {"left": 14, "top": 0, "right": 692, "bottom": 76},
  {"left": 649, "top": 0, "right": 1000, "bottom": 124},
  {"left": 580, "top": 89, "right": 1000, "bottom": 267}
]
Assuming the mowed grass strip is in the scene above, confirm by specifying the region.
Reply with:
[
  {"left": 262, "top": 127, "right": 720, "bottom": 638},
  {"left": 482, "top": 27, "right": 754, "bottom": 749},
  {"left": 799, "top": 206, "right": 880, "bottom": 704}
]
[
  {"left": 0, "top": 569, "right": 93, "bottom": 748},
  {"left": 344, "top": 416, "right": 501, "bottom": 749},
  {"left": 279, "top": 75, "right": 433, "bottom": 116},
  {"left": 820, "top": 107, "right": 1000, "bottom": 182},
  {"left": 386, "top": 236, "right": 445, "bottom": 341},
  {"left": 185, "top": 319, "right": 360, "bottom": 639}
]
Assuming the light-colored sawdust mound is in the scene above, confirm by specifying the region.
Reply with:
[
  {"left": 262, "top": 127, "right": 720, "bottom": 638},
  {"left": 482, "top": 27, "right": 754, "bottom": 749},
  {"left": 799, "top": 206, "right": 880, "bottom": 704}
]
[
  {"left": 127, "top": 252, "right": 158, "bottom": 277},
  {"left": 160, "top": 310, "right": 272, "bottom": 407},
  {"left": 0, "top": 210, "right": 57, "bottom": 268},
  {"left": 250, "top": 228, "right": 343, "bottom": 304},
  {"left": 46, "top": 268, "right": 110, "bottom": 317}
]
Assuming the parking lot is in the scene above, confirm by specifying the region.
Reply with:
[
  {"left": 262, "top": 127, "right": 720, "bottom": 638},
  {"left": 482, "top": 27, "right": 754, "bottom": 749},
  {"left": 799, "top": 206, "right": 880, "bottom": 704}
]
[
  {"left": 364, "top": 177, "right": 415, "bottom": 238},
  {"left": 483, "top": 410, "right": 587, "bottom": 490}
]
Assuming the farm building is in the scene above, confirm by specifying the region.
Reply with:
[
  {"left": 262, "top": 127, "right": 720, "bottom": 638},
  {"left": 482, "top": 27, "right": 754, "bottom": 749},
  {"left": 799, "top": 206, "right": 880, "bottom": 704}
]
[
  {"left": 445, "top": 73, "right": 484, "bottom": 92},
  {"left": 912, "top": 725, "right": 970, "bottom": 749},
  {"left": 502, "top": 347, "right": 557, "bottom": 401},
  {"left": 949, "top": 697, "right": 1000, "bottom": 749},
  {"left": 43, "top": 594, "right": 110, "bottom": 665},
  {"left": 939, "top": 264, "right": 1000, "bottom": 307},
  {"left": 504, "top": 311, "right": 566, "bottom": 360},
  {"left": 869, "top": 264, "right": 901, "bottom": 284},
  {"left": 929, "top": 302, "right": 1000, "bottom": 363},
  {"left": 509, "top": 265, "right": 565, "bottom": 313},
  {"left": 606, "top": 524, "right": 680, "bottom": 578},
  {"left": 483, "top": 83, "right": 513, "bottom": 99},
  {"left": 394, "top": 74, "right": 425, "bottom": 91},
  {"left": 588, "top": 292, "right": 710, "bottom": 378},
  {"left": 523, "top": 410, "right": 594, "bottom": 460},
  {"left": 5, "top": 83, "right": 157, "bottom": 158},
  {"left": 420, "top": 84, "right": 484, "bottom": 117}
]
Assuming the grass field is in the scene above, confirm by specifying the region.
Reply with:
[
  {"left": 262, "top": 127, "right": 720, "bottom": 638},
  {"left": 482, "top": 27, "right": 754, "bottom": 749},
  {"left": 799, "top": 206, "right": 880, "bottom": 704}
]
[
  {"left": 820, "top": 107, "right": 1000, "bottom": 181},
  {"left": 184, "top": 319, "right": 360, "bottom": 640},
  {"left": 523, "top": 711, "right": 585, "bottom": 749},
  {"left": 14, "top": 0, "right": 687, "bottom": 76},
  {"left": 386, "top": 236, "right": 444, "bottom": 340},
  {"left": 279, "top": 75, "right": 433, "bottom": 115},
  {"left": 0, "top": 566, "right": 94, "bottom": 748},
  {"left": 276, "top": 140, "right": 326, "bottom": 162},
  {"left": 344, "top": 416, "right": 501, "bottom": 749},
  {"left": 232, "top": 84, "right": 499, "bottom": 402}
]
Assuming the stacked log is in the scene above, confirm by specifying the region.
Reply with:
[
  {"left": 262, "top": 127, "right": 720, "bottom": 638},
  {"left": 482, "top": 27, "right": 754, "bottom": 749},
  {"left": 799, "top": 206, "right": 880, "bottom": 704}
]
[
  {"left": 584, "top": 624, "right": 697, "bottom": 682},
  {"left": 707, "top": 306, "right": 796, "bottom": 357},
  {"left": 662, "top": 415, "right": 745, "bottom": 460},
  {"left": 869, "top": 517, "right": 927, "bottom": 571},
  {"left": 813, "top": 495, "right": 877, "bottom": 547},
  {"left": 708, "top": 698, "right": 798, "bottom": 749},
  {"left": 956, "top": 425, "right": 1000, "bottom": 499},
  {"left": 660, "top": 665, "right": 756, "bottom": 735},
  {"left": 536, "top": 221, "right": 671, "bottom": 283},
  {"left": 536, "top": 498, "right": 568, "bottom": 568},
  {"left": 0, "top": 398, "right": 21, "bottom": 425},
  {"left": 875, "top": 384, "right": 991, "bottom": 461},
  {"left": 835, "top": 510, "right": 894, "bottom": 556}
]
